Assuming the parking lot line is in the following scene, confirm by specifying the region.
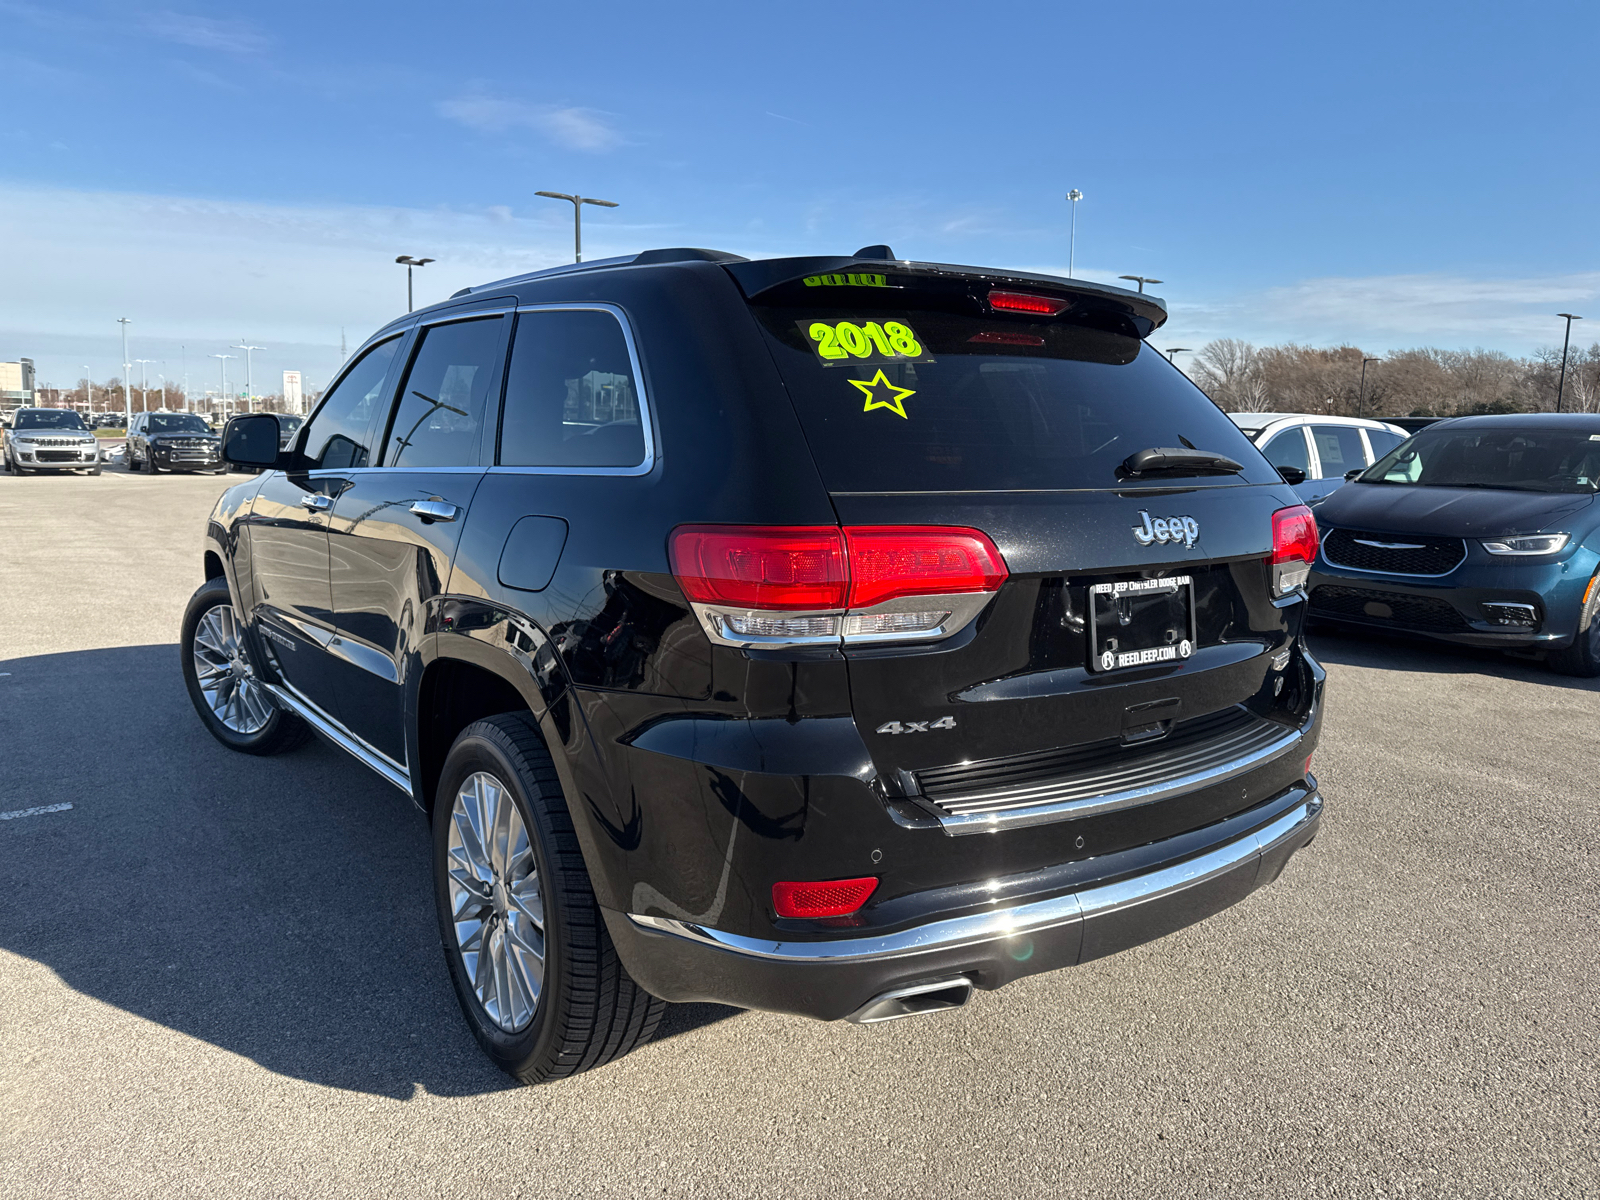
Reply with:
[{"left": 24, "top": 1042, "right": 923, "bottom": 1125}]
[{"left": 0, "top": 802, "right": 74, "bottom": 821}]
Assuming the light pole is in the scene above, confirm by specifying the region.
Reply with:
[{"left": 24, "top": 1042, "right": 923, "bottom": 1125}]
[
  {"left": 211, "top": 354, "right": 236, "bottom": 416},
  {"left": 394, "top": 256, "right": 434, "bottom": 312},
  {"left": 234, "top": 342, "right": 263, "bottom": 411},
  {"left": 1357, "top": 356, "right": 1380, "bottom": 418},
  {"left": 117, "top": 316, "right": 132, "bottom": 429},
  {"left": 535, "top": 191, "right": 620, "bottom": 263},
  {"left": 158, "top": 374, "right": 166, "bottom": 409},
  {"left": 134, "top": 359, "right": 154, "bottom": 412},
  {"left": 1556, "top": 313, "right": 1584, "bottom": 412},
  {"left": 82, "top": 366, "right": 92, "bottom": 413},
  {"left": 1120, "top": 275, "right": 1163, "bottom": 294},
  {"left": 1065, "top": 189, "right": 1084, "bottom": 277},
  {"left": 1165, "top": 347, "right": 1192, "bottom": 365}
]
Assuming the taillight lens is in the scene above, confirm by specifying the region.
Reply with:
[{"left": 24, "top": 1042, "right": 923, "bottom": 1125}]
[
  {"left": 668, "top": 526, "right": 847, "bottom": 610},
  {"left": 844, "top": 526, "right": 1008, "bottom": 608},
  {"left": 669, "top": 524, "right": 1009, "bottom": 646},
  {"left": 988, "top": 290, "right": 1073, "bottom": 316},
  {"left": 773, "top": 876, "right": 878, "bottom": 918},
  {"left": 1271, "top": 505, "right": 1319, "bottom": 596}
]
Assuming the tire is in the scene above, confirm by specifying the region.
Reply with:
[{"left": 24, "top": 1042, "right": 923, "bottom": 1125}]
[
  {"left": 1549, "top": 580, "right": 1600, "bottom": 677},
  {"left": 180, "top": 576, "right": 310, "bottom": 754},
  {"left": 127, "top": 448, "right": 140, "bottom": 472},
  {"left": 87, "top": 463, "right": 102, "bottom": 476},
  {"left": 432, "top": 713, "right": 665, "bottom": 1084}
]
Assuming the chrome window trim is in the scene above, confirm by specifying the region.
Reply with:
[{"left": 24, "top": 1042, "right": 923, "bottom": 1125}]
[
  {"left": 488, "top": 302, "right": 657, "bottom": 478},
  {"left": 628, "top": 798, "right": 1319, "bottom": 963}
]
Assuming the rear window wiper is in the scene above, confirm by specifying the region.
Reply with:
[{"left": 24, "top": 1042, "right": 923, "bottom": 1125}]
[{"left": 1120, "top": 446, "right": 1244, "bottom": 478}]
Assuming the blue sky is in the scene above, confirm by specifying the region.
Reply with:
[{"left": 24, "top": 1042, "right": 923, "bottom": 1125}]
[{"left": 2, "top": 0, "right": 1596, "bottom": 395}]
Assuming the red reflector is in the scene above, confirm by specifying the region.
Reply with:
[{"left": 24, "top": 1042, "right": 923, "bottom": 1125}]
[
  {"left": 1305, "top": 753, "right": 1314, "bottom": 776},
  {"left": 773, "top": 876, "right": 879, "bottom": 918},
  {"left": 844, "top": 526, "right": 1008, "bottom": 609},
  {"left": 1272, "top": 505, "right": 1319, "bottom": 565},
  {"left": 988, "top": 290, "right": 1073, "bottom": 316},
  {"left": 669, "top": 526, "right": 847, "bottom": 610},
  {"left": 968, "top": 331, "right": 1046, "bottom": 346}
]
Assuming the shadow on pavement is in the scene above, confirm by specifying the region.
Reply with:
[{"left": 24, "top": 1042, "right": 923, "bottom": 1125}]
[
  {"left": 0, "top": 644, "right": 738, "bottom": 1099},
  {"left": 1307, "top": 622, "right": 1600, "bottom": 691}
]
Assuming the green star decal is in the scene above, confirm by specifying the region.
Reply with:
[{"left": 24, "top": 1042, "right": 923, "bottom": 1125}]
[{"left": 849, "top": 369, "right": 916, "bottom": 419}]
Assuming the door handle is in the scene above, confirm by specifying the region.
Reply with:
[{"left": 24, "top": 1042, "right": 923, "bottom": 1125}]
[
  {"left": 410, "top": 500, "right": 459, "bottom": 523},
  {"left": 299, "top": 493, "right": 332, "bottom": 511}
]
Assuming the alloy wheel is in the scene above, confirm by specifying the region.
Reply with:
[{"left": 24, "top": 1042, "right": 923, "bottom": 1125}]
[
  {"left": 190, "top": 603, "right": 273, "bottom": 735},
  {"left": 447, "top": 771, "right": 545, "bottom": 1032}
]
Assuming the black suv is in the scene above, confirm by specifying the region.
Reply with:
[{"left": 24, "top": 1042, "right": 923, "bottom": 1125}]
[
  {"left": 183, "top": 247, "right": 1326, "bottom": 1083},
  {"left": 127, "top": 411, "right": 224, "bottom": 472}
]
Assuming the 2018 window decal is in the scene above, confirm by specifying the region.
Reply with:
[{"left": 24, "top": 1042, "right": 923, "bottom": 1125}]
[
  {"left": 850, "top": 369, "right": 916, "bottom": 419},
  {"left": 799, "top": 318, "right": 934, "bottom": 367}
]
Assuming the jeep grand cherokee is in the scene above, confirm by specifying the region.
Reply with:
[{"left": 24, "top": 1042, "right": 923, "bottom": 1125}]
[{"left": 182, "top": 245, "right": 1326, "bottom": 1083}]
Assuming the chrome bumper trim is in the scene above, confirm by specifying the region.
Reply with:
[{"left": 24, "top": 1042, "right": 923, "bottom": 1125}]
[
  {"left": 628, "top": 796, "right": 1319, "bottom": 964},
  {"left": 262, "top": 680, "right": 412, "bottom": 797},
  {"left": 932, "top": 721, "right": 1308, "bottom": 836}
]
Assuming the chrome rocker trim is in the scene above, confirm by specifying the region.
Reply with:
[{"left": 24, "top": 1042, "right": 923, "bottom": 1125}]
[
  {"left": 261, "top": 680, "right": 413, "bottom": 798},
  {"left": 629, "top": 796, "right": 1320, "bottom": 964}
]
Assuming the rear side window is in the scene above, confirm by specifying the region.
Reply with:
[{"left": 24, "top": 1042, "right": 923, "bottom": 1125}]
[
  {"left": 750, "top": 306, "right": 1268, "bottom": 491},
  {"left": 1366, "top": 428, "right": 1406, "bottom": 458},
  {"left": 1310, "top": 425, "right": 1367, "bottom": 476},
  {"left": 498, "top": 309, "right": 646, "bottom": 468},
  {"left": 1261, "top": 428, "right": 1311, "bottom": 474},
  {"left": 301, "top": 336, "right": 400, "bottom": 470},
  {"left": 381, "top": 316, "right": 504, "bottom": 468}
]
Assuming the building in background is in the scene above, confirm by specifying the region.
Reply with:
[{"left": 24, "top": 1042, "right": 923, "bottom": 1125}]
[
  {"left": 282, "top": 370, "right": 303, "bottom": 413},
  {"left": 1, "top": 358, "right": 36, "bottom": 405}
]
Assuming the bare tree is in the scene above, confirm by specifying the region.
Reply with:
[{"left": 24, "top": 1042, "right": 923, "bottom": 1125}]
[{"left": 1192, "top": 340, "right": 1271, "bottom": 411}]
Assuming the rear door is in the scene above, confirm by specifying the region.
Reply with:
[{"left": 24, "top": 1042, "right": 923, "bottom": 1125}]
[
  {"left": 1308, "top": 423, "right": 1368, "bottom": 503},
  {"left": 324, "top": 309, "right": 508, "bottom": 763},
  {"left": 741, "top": 281, "right": 1302, "bottom": 799}
]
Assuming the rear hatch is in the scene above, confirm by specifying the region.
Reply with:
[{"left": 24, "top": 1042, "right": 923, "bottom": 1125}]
[{"left": 727, "top": 260, "right": 1311, "bottom": 830}]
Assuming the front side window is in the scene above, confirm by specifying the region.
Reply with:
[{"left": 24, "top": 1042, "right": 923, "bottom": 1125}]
[
  {"left": 498, "top": 309, "right": 646, "bottom": 468},
  {"left": 381, "top": 316, "right": 504, "bottom": 468},
  {"left": 1310, "top": 425, "right": 1368, "bottom": 476},
  {"left": 1366, "top": 428, "right": 1406, "bottom": 458},
  {"left": 300, "top": 336, "right": 401, "bottom": 470},
  {"left": 1261, "top": 428, "right": 1311, "bottom": 474}
]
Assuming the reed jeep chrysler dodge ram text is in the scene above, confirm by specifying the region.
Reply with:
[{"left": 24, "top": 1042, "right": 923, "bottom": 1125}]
[{"left": 182, "top": 246, "right": 1326, "bottom": 1083}]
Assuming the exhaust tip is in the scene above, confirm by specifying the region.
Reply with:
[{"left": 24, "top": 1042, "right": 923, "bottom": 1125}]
[{"left": 845, "top": 977, "right": 974, "bottom": 1024}]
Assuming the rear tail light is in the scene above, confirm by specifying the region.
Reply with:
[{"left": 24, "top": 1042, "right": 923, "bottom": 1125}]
[
  {"left": 1271, "top": 505, "right": 1319, "bottom": 596},
  {"left": 669, "top": 524, "right": 1008, "bottom": 648},
  {"left": 988, "top": 290, "right": 1073, "bottom": 316},
  {"left": 773, "top": 877, "right": 878, "bottom": 919}
]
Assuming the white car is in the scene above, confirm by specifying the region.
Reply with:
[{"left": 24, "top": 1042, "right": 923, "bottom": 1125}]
[
  {"left": 1228, "top": 412, "right": 1408, "bottom": 506},
  {"left": 3, "top": 407, "right": 102, "bottom": 475}
]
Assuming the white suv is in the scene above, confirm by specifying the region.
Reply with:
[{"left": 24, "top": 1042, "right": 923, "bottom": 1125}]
[
  {"left": 3, "top": 407, "right": 102, "bottom": 475},
  {"left": 1229, "top": 413, "right": 1408, "bottom": 506}
]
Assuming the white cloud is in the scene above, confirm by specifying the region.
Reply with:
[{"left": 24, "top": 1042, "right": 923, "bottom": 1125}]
[
  {"left": 142, "top": 11, "right": 270, "bottom": 55},
  {"left": 436, "top": 95, "right": 624, "bottom": 152}
]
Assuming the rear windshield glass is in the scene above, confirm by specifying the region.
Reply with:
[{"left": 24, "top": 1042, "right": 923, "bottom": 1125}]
[
  {"left": 1364, "top": 426, "right": 1600, "bottom": 493},
  {"left": 750, "top": 305, "right": 1269, "bottom": 492}
]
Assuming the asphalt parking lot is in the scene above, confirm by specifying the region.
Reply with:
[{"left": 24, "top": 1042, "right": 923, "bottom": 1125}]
[{"left": 1, "top": 468, "right": 1595, "bottom": 1198}]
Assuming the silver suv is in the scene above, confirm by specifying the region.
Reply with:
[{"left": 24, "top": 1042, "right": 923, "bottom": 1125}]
[{"left": 4, "top": 408, "right": 101, "bottom": 475}]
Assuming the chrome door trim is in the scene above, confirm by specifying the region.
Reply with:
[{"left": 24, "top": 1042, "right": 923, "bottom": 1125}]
[
  {"left": 628, "top": 799, "right": 1319, "bottom": 963},
  {"left": 263, "top": 680, "right": 412, "bottom": 797}
]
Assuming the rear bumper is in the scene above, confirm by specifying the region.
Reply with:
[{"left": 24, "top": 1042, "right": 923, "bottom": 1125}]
[{"left": 605, "top": 783, "right": 1322, "bottom": 1021}]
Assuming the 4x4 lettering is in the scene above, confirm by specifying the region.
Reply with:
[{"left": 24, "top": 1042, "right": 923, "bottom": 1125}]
[{"left": 875, "top": 716, "right": 958, "bottom": 735}]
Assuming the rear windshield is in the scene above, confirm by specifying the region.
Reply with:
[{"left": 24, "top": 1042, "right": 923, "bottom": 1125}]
[
  {"left": 751, "top": 305, "right": 1269, "bottom": 492},
  {"left": 1364, "top": 426, "right": 1600, "bottom": 493}
]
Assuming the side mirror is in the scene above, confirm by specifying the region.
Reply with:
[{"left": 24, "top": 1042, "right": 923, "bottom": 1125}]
[
  {"left": 1344, "top": 468, "right": 1364, "bottom": 482},
  {"left": 1276, "top": 466, "right": 1306, "bottom": 485},
  {"left": 223, "top": 413, "right": 282, "bottom": 468}
]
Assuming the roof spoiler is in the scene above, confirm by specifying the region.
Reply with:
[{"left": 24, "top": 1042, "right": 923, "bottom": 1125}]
[{"left": 723, "top": 255, "right": 1168, "bottom": 338}]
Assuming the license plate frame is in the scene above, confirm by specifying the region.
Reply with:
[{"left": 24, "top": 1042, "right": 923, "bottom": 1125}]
[{"left": 1087, "top": 575, "right": 1197, "bottom": 673}]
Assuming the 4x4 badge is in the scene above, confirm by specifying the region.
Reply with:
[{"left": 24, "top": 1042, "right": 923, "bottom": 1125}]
[
  {"left": 1132, "top": 510, "right": 1199, "bottom": 549},
  {"left": 876, "top": 716, "right": 956, "bottom": 734}
]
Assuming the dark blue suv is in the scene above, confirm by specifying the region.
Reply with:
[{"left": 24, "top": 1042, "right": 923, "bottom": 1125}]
[{"left": 1309, "top": 413, "right": 1600, "bottom": 675}]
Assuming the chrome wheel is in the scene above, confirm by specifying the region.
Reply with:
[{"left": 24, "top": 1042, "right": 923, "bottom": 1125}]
[
  {"left": 447, "top": 771, "right": 545, "bottom": 1032},
  {"left": 190, "top": 603, "right": 273, "bottom": 735}
]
